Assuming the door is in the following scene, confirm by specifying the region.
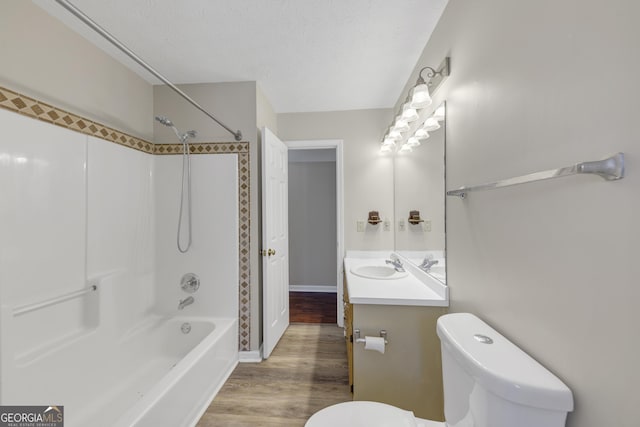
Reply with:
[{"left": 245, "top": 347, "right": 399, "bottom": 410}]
[{"left": 261, "top": 127, "right": 289, "bottom": 359}]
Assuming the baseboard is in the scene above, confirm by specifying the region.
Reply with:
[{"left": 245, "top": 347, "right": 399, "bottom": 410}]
[
  {"left": 289, "top": 285, "right": 337, "bottom": 293},
  {"left": 239, "top": 345, "right": 263, "bottom": 363}
]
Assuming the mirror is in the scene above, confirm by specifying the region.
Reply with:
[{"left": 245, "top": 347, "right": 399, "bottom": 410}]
[{"left": 393, "top": 102, "right": 446, "bottom": 283}]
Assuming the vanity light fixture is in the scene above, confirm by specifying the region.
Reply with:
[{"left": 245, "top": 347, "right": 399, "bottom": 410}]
[
  {"left": 398, "top": 144, "right": 413, "bottom": 153},
  {"left": 414, "top": 128, "right": 430, "bottom": 140},
  {"left": 401, "top": 102, "right": 419, "bottom": 122},
  {"left": 380, "top": 57, "right": 450, "bottom": 154},
  {"left": 392, "top": 116, "right": 410, "bottom": 133},
  {"left": 422, "top": 117, "right": 441, "bottom": 131},
  {"left": 388, "top": 128, "right": 403, "bottom": 141},
  {"left": 382, "top": 135, "right": 397, "bottom": 147},
  {"left": 380, "top": 144, "right": 394, "bottom": 153},
  {"left": 432, "top": 104, "right": 446, "bottom": 122},
  {"left": 409, "top": 139, "right": 420, "bottom": 147}
]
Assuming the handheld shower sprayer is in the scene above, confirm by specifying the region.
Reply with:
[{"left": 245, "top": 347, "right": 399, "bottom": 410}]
[{"left": 155, "top": 115, "right": 197, "bottom": 253}]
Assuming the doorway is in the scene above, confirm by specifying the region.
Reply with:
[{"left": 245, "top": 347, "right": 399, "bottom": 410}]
[{"left": 286, "top": 140, "right": 344, "bottom": 327}]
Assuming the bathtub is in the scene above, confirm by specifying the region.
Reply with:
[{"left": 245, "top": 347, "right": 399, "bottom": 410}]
[{"left": 0, "top": 297, "right": 238, "bottom": 427}]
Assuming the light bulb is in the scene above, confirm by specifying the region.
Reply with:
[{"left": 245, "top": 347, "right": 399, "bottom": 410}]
[
  {"left": 422, "top": 117, "right": 440, "bottom": 131},
  {"left": 392, "top": 116, "right": 409, "bottom": 132},
  {"left": 382, "top": 136, "right": 396, "bottom": 147},
  {"left": 414, "top": 128, "right": 430, "bottom": 140},
  {"left": 380, "top": 144, "right": 393, "bottom": 153},
  {"left": 388, "top": 129, "right": 402, "bottom": 140},
  {"left": 409, "top": 83, "right": 432, "bottom": 109},
  {"left": 398, "top": 144, "right": 413, "bottom": 153},
  {"left": 407, "top": 137, "right": 421, "bottom": 147},
  {"left": 401, "top": 103, "right": 419, "bottom": 122}
]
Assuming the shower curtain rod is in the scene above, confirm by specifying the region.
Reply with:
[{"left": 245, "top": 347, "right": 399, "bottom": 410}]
[{"left": 54, "top": 0, "right": 243, "bottom": 141}]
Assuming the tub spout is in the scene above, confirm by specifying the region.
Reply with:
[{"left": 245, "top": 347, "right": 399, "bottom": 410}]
[{"left": 178, "top": 296, "right": 194, "bottom": 310}]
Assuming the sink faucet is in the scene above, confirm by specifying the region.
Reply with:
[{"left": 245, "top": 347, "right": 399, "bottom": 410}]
[
  {"left": 178, "top": 296, "right": 194, "bottom": 310},
  {"left": 385, "top": 258, "right": 405, "bottom": 272},
  {"left": 419, "top": 256, "right": 439, "bottom": 272}
]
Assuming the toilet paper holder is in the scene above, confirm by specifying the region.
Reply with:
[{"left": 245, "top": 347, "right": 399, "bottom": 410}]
[{"left": 354, "top": 329, "right": 388, "bottom": 345}]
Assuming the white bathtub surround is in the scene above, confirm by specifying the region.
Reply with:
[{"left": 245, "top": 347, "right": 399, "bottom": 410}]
[
  {"left": 154, "top": 153, "right": 239, "bottom": 319},
  {"left": 0, "top": 109, "right": 88, "bottom": 358},
  {"left": 0, "top": 106, "right": 240, "bottom": 426},
  {"left": 88, "top": 136, "right": 156, "bottom": 333}
]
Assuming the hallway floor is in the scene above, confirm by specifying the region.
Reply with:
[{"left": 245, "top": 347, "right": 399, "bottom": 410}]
[
  {"left": 196, "top": 323, "right": 351, "bottom": 426},
  {"left": 289, "top": 292, "right": 337, "bottom": 323}
]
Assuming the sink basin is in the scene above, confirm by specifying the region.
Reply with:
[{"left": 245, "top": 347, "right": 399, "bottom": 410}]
[{"left": 350, "top": 265, "right": 408, "bottom": 280}]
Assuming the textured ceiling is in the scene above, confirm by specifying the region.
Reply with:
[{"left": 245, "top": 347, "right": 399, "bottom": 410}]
[{"left": 35, "top": 0, "right": 448, "bottom": 113}]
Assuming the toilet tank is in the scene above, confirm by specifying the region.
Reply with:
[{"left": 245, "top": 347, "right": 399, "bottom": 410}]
[{"left": 436, "top": 313, "right": 573, "bottom": 427}]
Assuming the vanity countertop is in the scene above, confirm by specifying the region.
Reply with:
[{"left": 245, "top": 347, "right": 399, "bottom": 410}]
[{"left": 344, "top": 251, "right": 448, "bottom": 307}]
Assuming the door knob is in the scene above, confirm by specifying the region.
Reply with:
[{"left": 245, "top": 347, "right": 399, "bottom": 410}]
[{"left": 268, "top": 248, "right": 276, "bottom": 256}]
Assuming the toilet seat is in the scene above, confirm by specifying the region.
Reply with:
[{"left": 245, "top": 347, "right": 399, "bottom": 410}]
[{"left": 305, "top": 401, "right": 444, "bottom": 427}]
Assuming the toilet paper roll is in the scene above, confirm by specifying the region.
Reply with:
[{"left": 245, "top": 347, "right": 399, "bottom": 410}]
[{"left": 364, "top": 336, "right": 386, "bottom": 354}]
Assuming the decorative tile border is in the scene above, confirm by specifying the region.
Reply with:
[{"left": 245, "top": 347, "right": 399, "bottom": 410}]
[
  {"left": 0, "top": 86, "right": 153, "bottom": 154},
  {"left": 156, "top": 142, "right": 252, "bottom": 351},
  {"left": 0, "top": 85, "right": 251, "bottom": 351},
  {"left": 154, "top": 142, "right": 249, "bottom": 155}
]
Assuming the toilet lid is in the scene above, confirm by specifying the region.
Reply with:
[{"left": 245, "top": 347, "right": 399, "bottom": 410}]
[{"left": 305, "top": 401, "right": 417, "bottom": 427}]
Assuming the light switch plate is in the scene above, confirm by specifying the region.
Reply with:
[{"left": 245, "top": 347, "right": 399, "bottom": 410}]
[
  {"left": 424, "top": 220, "right": 432, "bottom": 232},
  {"left": 357, "top": 221, "right": 365, "bottom": 232}
]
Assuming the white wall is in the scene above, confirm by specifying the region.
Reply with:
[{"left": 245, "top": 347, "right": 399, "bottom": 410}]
[
  {"left": 278, "top": 109, "right": 395, "bottom": 252},
  {"left": 397, "top": 1, "right": 640, "bottom": 425},
  {"left": 0, "top": 1, "right": 153, "bottom": 140},
  {"left": 288, "top": 160, "right": 337, "bottom": 289},
  {"left": 154, "top": 154, "right": 238, "bottom": 319},
  {"left": 257, "top": 83, "right": 278, "bottom": 135}
]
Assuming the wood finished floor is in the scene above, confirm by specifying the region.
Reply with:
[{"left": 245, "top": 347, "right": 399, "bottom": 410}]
[
  {"left": 197, "top": 324, "right": 351, "bottom": 426},
  {"left": 289, "top": 292, "right": 337, "bottom": 324}
]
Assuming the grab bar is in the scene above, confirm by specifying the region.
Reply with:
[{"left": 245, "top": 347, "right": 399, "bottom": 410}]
[
  {"left": 13, "top": 285, "right": 97, "bottom": 317},
  {"left": 447, "top": 152, "right": 625, "bottom": 198}
]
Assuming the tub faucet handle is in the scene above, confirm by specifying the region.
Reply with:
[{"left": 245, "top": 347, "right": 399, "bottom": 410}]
[{"left": 181, "top": 273, "right": 200, "bottom": 293}]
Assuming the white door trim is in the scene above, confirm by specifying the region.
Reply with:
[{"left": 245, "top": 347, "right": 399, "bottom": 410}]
[{"left": 286, "top": 139, "right": 345, "bottom": 327}]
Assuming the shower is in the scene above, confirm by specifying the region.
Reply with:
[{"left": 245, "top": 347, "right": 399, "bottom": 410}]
[{"left": 155, "top": 116, "right": 197, "bottom": 253}]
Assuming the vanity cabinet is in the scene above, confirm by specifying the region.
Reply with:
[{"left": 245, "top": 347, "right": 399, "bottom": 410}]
[
  {"left": 344, "top": 283, "right": 447, "bottom": 420},
  {"left": 343, "top": 279, "right": 354, "bottom": 392}
]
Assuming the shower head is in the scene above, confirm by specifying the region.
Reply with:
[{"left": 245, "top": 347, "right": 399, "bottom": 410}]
[
  {"left": 155, "top": 115, "right": 197, "bottom": 143},
  {"left": 155, "top": 115, "right": 173, "bottom": 127}
]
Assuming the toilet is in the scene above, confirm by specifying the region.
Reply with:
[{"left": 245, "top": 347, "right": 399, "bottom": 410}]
[{"left": 306, "top": 313, "right": 574, "bottom": 427}]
